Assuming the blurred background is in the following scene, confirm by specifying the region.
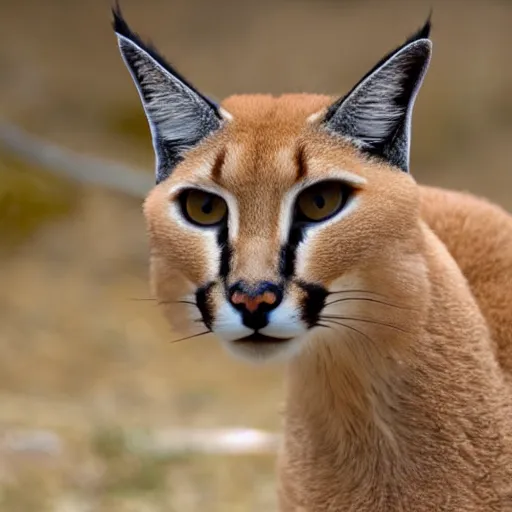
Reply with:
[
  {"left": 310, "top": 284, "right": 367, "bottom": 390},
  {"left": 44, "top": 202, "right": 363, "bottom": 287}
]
[{"left": 0, "top": 0, "right": 511, "bottom": 510}]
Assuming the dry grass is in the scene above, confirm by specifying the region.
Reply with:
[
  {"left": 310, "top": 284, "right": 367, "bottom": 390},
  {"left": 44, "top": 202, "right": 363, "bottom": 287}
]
[
  {"left": 0, "top": 0, "right": 512, "bottom": 509},
  {"left": 0, "top": 424, "right": 277, "bottom": 511}
]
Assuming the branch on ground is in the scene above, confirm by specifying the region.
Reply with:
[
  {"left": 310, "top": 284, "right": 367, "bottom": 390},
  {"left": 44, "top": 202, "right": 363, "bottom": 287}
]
[{"left": 0, "top": 122, "right": 153, "bottom": 199}]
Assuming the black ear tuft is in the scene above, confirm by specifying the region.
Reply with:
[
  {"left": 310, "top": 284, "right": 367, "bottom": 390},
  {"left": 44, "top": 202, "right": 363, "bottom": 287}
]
[
  {"left": 111, "top": 3, "right": 218, "bottom": 112},
  {"left": 405, "top": 14, "right": 432, "bottom": 44},
  {"left": 112, "top": 5, "right": 225, "bottom": 183},
  {"left": 112, "top": 1, "right": 129, "bottom": 36},
  {"left": 322, "top": 20, "right": 432, "bottom": 173}
]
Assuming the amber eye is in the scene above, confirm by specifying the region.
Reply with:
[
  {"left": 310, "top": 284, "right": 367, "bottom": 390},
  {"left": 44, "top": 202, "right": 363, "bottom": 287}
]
[
  {"left": 296, "top": 181, "right": 347, "bottom": 223},
  {"left": 180, "top": 189, "right": 227, "bottom": 226}
]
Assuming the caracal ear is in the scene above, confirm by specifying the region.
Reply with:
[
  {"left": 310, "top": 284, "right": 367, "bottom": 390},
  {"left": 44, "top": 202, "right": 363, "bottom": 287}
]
[
  {"left": 320, "top": 18, "right": 432, "bottom": 172},
  {"left": 112, "top": 4, "right": 229, "bottom": 183}
]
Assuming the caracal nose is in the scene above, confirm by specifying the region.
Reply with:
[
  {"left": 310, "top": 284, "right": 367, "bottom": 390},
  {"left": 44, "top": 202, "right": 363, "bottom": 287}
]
[{"left": 228, "top": 281, "right": 283, "bottom": 330}]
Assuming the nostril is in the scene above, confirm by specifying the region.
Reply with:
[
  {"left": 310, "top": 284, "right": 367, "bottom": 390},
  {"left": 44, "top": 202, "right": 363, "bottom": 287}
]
[
  {"left": 231, "top": 291, "right": 259, "bottom": 313},
  {"left": 229, "top": 282, "right": 283, "bottom": 314},
  {"left": 260, "top": 290, "right": 279, "bottom": 308},
  {"left": 231, "top": 290, "right": 278, "bottom": 313}
]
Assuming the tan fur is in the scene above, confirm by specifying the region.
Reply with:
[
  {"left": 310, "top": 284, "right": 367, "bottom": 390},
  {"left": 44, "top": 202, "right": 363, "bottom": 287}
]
[{"left": 144, "top": 95, "right": 512, "bottom": 510}]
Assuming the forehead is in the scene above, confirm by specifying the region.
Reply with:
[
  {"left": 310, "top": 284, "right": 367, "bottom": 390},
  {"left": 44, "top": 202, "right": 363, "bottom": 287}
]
[
  {"left": 215, "top": 94, "right": 334, "bottom": 193},
  {"left": 169, "top": 93, "right": 367, "bottom": 199}
]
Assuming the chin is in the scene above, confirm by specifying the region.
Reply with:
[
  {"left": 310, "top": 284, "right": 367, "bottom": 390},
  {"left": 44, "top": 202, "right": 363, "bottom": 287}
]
[{"left": 218, "top": 333, "right": 307, "bottom": 364}]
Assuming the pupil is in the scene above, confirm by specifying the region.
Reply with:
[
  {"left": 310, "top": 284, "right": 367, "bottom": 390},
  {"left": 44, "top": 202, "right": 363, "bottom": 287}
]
[
  {"left": 313, "top": 195, "right": 325, "bottom": 209},
  {"left": 201, "top": 198, "right": 214, "bottom": 214}
]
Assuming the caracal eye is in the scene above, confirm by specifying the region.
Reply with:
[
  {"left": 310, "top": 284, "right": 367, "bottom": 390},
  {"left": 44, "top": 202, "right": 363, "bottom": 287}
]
[
  {"left": 296, "top": 181, "right": 347, "bottom": 223},
  {"left": 180, "top": 189, "right": 228, "bottom": 227}
]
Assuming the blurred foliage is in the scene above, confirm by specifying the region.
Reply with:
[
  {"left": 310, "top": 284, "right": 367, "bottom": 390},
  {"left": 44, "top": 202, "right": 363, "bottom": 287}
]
[
  {"left": 92, "top": 426, "right": 128, "bottom": 461},
  {"left": 0, "top": 154, "right": 78, "bottom": 251},
  {"left": 92, "top": 427, "right": 171, "bottom": 496}
]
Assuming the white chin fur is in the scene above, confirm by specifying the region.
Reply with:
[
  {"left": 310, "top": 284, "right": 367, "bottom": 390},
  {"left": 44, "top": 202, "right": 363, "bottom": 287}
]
[
  {"left": 261, "top": 297, "right": 307, "bottom": 339},
  {"left": 212, "top": 302, "right": 254, "bottom": 341},
  {"left": 211, "top": 299, "right": 309, "bottom": 364},
  {"left": 219, "top": 335, "right": 307, "bottom": 365}
]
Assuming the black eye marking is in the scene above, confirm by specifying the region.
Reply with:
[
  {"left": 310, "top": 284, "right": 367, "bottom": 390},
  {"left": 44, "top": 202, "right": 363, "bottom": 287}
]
[
  {"left": 217, "top": 222, "right": 231, "bottom": 281},
  {"left": 279, "top": 223, "right": 305, "bottom": 280},
  {"left": 195, "top": 281, "right": 216, "bottom": 330}
]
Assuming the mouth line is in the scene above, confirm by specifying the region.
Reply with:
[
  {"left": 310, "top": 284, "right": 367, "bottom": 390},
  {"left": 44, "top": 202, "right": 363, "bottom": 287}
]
[{"left": 233, "top": 333, "right": 293, "bottom": 344}]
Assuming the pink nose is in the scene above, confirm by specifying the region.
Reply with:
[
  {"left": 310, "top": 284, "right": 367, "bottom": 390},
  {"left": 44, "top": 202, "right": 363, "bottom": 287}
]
[{"left": 230, "top": 290, "right": 278, "bottom": 313}]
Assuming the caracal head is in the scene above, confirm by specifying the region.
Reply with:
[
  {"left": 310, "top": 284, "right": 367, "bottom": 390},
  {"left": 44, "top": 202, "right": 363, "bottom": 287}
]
[{"left": 113, "top": 6, "right": 432, "bottom": 363}]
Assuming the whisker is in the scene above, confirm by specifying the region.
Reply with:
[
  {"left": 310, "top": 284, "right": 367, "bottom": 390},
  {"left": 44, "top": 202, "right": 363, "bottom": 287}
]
[
  {"left": 129, "top": 298, "right": 197, "bottom": 306},
  {"left": 159, "top": 300, "right": 197, "bottom": 306},
  {"left": 319, "top": 318, "right": 375, "bottom": 345},
  {"left": 327, "top": 288, "right": 388, "bottom": 296},
  {"left": 324, "top": 296, "right": 413, "bottom": 310},
  {"left": 315, "top": 322, "right": 334, "bottom": 331},
  {"left": 321, "top": 315, "right": 412, "bottom": 335},
  {"left": 169, "top": 330, "right": 211, "bottom": 344}
]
